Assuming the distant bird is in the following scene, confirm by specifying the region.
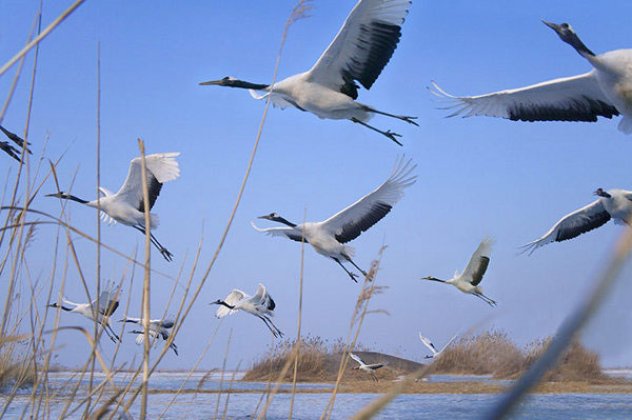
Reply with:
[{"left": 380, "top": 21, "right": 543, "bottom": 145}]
[
  {"left": 422, "top": 238, "right": 496, "bottom": 307},
  {"left": 120, "top": 317, "right": 178, "bottom": 355},
  {"left": 252, "top": 158, "right": 416, "bottom": 282},
  {"left": 211, "top": 283, "right": 283, "bottom": 338},
  {"left": 0, "top": 125, "right": 31, "bottom": 162},
  {"left": 349, "top": 352, "right": 384, "bottom": 382},
  {"left": 418, "top": 332, "right": 458, "bottom": 359},
  {"left": 431, "top": 21, "right": 632, "bottom": 133},
  {"left": 200, "top": 0, "right": 417, "bottom": 145},
  {"left": 47, "top": 152, "right": 180, "bottom": 261},
  {"left": 48, "top": 282, "right": 121, "bottom": 342},
  {"left": 522, "top": 188, "right": 632, "bottom": 254}
]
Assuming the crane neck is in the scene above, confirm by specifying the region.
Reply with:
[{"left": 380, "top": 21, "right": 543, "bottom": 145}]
[
  {"left": 48, "top": 302, "right": 73, "bottom": 312},
  {"left": 216, "top": 300, "right": 235, "bottom": 309},
  {"left": 275, "top": 216, "right": 297, "bottom": 228}
]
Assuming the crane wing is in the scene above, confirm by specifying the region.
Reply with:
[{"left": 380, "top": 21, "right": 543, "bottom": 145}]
[
  {"left": 307, "top": 0, "right": 411, "bottom": 99},
  {"left": 418, "top": 332, "right": 438, "bottom": 355},
  {"left": 430, "top": 72, "right": 619, "bottom": 123},
  {"left": 521, "top": 199, "right": 611, "bottom": 255},
  {"left": 349, "top": 352, "right": 366, "bottom": 366},
  {"left": 463, "top": 238, "right": 493, "bottom": 286},
  {"left": 254, "top": 283, "right": 276, "bottom": 313},
  {"left": 441, "top": 333, "right": 459, "bottom": 353},
  {"left": 92, "top": 283, "right": 120, "bottom": 316},
  {"left": 250, "top": 222, "right": 305, "bottom": 242},
  {"left": 215, "top": 289, "right": 248, "bottom": 318},
  {"left": 320, "top": 157, "right": 416, "bottom": 243},
  {"left": 115, "top": 152, "right": 181, "bottom": 212}
]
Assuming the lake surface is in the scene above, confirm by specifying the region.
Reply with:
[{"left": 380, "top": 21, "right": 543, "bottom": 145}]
[{"left": 2, "top": 372, "right": 632, "bottom": 419}]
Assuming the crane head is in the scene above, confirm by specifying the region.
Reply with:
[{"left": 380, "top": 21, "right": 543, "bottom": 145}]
[
  {"left": 594, "top": 188, "right": 611, "bottom": 198},
  {"left": 258, "top": 212, "right": 280, "bottom": 221},
  {"left": 421, "top": 276, "right": 445, "bottom": 283},
  {"left": 199, "top": 76, "right": 269, "bottom": 91},
  {"left": 542, "top": 21, "right": 575, "bottom": 39}
]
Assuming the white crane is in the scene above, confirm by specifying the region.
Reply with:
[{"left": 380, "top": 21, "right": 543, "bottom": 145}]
[
  {"left": 431, "top": 21, "right": 632, "bottom": 133},
  {"left": 422, "top": 238, "right": 496, "bottom": 307},
  {"left": 47, "top": 152, "right": 180, "bottom": 261},
  {"left": 211, "top": 283, "right": 283, "bottom": 338},
  {"left": 48, "top": 281, "right": 121, "bottom": 343},
  {"left": 251, "top": 157, "right": 416, "bottom": 282},
  {"left": 349, "top": 352, "right": 384, "bottom": 382},
  {"left": 200, "top": 0, "right": 417, "bottom": 145},
  {"left": 120, "top": 317, "right": 178, "bottom": 355},
  {"left": 418, "top": 332, "right": 458, "bottom": 359},
  {"left": 522, "top": 188, "right": 632, "bottom": 255},
  {"left": 0, "top": 125, "right": 31, "bottom": 162}
]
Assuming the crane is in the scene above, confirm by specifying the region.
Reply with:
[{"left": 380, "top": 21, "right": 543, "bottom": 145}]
[
  {"left": 432, "top": 21, "right": 632, "bottom": 133},
  {"left": 422, "top": 238, "right": 496, "bottom": 306},
  {"left": 419, "top": 332, "right": 458, "bottom": 359},
  {"left": 48, "top": 281, "right": 121, "bottom": 343},
  {"left": 349, "top": 352, "right": 384, "bottom": 382},
  {"left": 0, "top": 125, "right": 31, "bottom": 162},
  {"left": 522, "top": 188, "right": 632, "bottom": 254},
  {"left": 200, "top": 0, "right": 417, "bottom": 145},
  {"left": 252, "top": 157, "right": 415, "bottom": 282},
  {"left": 120, "top": 317, "right": 179, "bottom": 355},
  {"left": 211, "top": 283, "right": 283, "bottom": 338},
  {"left": 47, "top": 152, "right": 180, "bottom": 261}
]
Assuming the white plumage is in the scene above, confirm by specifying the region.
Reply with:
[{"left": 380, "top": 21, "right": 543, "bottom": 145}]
[
  {"left": 211, "top": 283, "right": 283, "bottom": 338},
  {"left": 48, "top": 281, "right": 121, "bottom": 343},
  {"left": 431, "top": 21, "right": 632, "bottom": 133},
  {"left": 422, "top": 238, "right": 496, "bottom": 307},
  {"left": 251, "top": 157, "right": 416, "bottom": 282},
  {"left": 47, "top": 152, "right": 181, "bottom": 261},
  {"left": 349, "top": 352, "right": 384, "bottom": 382},
  {"left": 419, "top": 332, "right": 458, "bottom": 359},
  {"left": 200, "top": 0, "right": 417, "bottom": 145},
  {"left": 522, "top": 188, "right": 632, "bottom": 255},
  {"left": 120, "top": 316, "right": 178, "bottom": 355}
]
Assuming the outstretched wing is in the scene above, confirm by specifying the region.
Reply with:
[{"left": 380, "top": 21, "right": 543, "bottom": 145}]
[
  {"left": 215, "top": 289, "right": 247, "bottom": 318},
  {"left": 92, "top": 282, "right": 120, "bottom": 316},
  {"left": 308, "top": 0, "right": 411, "bottom": 99},
  {"left": 320, "top": 157, "right": 416, "bottom": 243},
  {"left": 115, "top": 152, "right": 181, "bottom": 212},
  {"left": 418, "top": 333, "right": 438, "bottom": 355},
  {"left": 349, "top": 352, "right": 365, "bottom": 366},
  {"left": 463, "top": 238, "right": 493, "bottom": 286},
  {"left": 250, "top": 222, "right": 305, "bottom": 242},
  {"left": 430, "top": 72, "right": 619, "bottom": 123},
  {"left": 521, "top": 200, "right": 610, "bottom": 255},
  {"left": 254, "top": 283, "right": 276, "bottom": 313}
]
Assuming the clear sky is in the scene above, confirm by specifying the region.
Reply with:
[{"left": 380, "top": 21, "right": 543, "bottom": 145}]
[{"left": 2, "top": 0, "right": 632, "bottom": 370}]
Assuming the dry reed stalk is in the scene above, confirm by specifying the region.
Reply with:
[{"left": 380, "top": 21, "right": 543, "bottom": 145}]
[
  {"left": 288, "top": 209, "right": 307, "bottom": 420},
  {"left": 488, "top": 223, "right": 632, "bottom": 418},
  {"left": 321, "top": 248, "right": 385, "bottom": 420},
  {"left": 214, "top": 328, "right": 233, "bottom": 419},
  {"left": 137, "top": 138, "right": 153, "bottom": 420},
  {"left": 221, "top": 361, "right": 241, "bottom": 420},
  {"left": 0, "top": 0, "right": 87, "bottom": 77},
  {"left": 118, "top": 1, "right": 312, "bottom": 415}
]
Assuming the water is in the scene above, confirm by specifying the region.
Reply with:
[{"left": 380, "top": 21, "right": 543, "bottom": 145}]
[{"left": 2, "top": 372, "right": 631, "bottom": 419}]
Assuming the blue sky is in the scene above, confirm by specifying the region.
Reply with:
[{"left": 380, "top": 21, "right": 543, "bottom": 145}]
[{"left": 2, "top": 0, "right": 632, "bottom": 370}]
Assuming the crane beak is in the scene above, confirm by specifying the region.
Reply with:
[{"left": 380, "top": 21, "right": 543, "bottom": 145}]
[
  {"left": 46, "top": 192, "right": 62, "bottom": 198},
  {"left": 258, "top": 214, "right": 273, "bottom": 221},
  {"left": 199, "top": 79, "right": 224, "bottom": 86},
  {"left": 542, "top": 20, "right": 561, "bottom": 32}
]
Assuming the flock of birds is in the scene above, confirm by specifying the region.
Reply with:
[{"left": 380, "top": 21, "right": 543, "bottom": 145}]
[{"left": 4, "top": 0, "right": 632, "bottom": 378}]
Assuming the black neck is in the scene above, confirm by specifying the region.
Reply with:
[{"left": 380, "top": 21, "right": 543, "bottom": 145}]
[
  {"left": 276, "top": 217, "right": 296, "bottom": 228},
  {"left": 566, "top": 34, "right": 595, "bottom": 57},
  {"left": 49, "top": 303, "right": 72, "bottom": 312},
  {"left": 425, "top": 277, "right": 446, "bottom": 283},
  {"left": 217, "top": 300, "right": 235, "bottom": 309},
  {"left": 56, "top": 193, "right": 89, "bottom": 204},
  {"left": 233, "top": 80, "right": 269, "bottom": 90}
]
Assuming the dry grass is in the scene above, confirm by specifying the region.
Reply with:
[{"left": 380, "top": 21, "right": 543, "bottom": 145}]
[
  {"left": 0, "top": 341, "right": 37, "bottom": 390},
  {"left": 243, "top": 335, "right": 422, "bottom": 383},
  {"left": 430, "top": 331, "right": 607, "bottom": 383}
]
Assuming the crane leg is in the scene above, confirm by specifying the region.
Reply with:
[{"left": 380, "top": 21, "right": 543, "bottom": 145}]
[
  {"left": 133, "top": 225, "right": 174, "bottom": 262},
  {"left": 362, "top": 105, "right": 419, "bottom": 126},
  {"left": 474, "top": 292, "right": 496, "bottom": 307},
  {"left": 257, "top": 315, "right": 280, "bottom": 338},
  {"left": 265, "top": 316, "right": 284, "bottom": 338},
  {"left": 345, "top": 256, "right": 368, "bottom": 277},
  {"left": 332, "top": 257, "right": 358, "bottom": 282},
  {"left": 350, "top": 118, "right": 403, "bottom": 146}
]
